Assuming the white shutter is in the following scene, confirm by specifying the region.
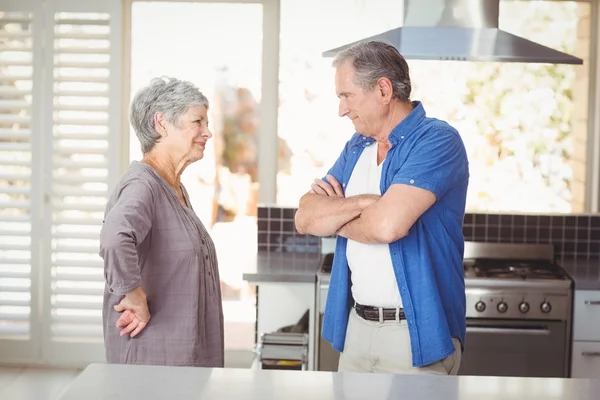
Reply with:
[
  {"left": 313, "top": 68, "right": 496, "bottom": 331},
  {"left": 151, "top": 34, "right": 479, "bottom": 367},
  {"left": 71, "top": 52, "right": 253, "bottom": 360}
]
[
  {"left": 41, "top": 0, "right": 122, "bottom": 365},
  {"left": 0, "top": 0, "right": 43, "bottom": 364}
]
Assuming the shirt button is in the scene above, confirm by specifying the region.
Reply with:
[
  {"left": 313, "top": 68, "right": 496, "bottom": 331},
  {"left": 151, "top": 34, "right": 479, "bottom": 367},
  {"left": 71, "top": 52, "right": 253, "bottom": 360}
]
[
  {"left": 410, "top": 179, "right": 415, "bottom": 184},
  {"left": 401, "top": 136, "right": 405, "bottom": 139},
  {"left": 205, "top": 255, "right": 209, "bottom": 260},
  {"left": 109, "top": 288, "right": 113, "bottom": 293},
  {"left": 202, "top": 240, "right": 205, "bottom": 244}
]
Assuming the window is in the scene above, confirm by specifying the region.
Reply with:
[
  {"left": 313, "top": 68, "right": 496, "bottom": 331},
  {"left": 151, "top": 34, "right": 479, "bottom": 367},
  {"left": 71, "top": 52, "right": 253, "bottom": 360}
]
[
  {"left": 276, "top": 0, "right": 592, "bottom": 214},
  {"left": 128, "top": 1, "right": 265, "bottom": 351},
  {"left": 0, "top": 0, "right": 122, "bottom": 366}
]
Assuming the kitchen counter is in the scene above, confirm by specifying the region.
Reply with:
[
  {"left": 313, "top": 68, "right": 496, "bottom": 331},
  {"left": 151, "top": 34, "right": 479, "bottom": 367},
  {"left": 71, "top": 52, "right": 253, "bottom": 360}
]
[
  {"left": 242, "top": 251, "right": 322, "bottom": 283},
  {"left": 241, "top": 250, "right": 600, "bottom": 290},
  {"left": 58, "top": 363, "right": 599, "bottom": 400},
  {"left": 561, "top": 260, "right": 600, "bottom": 290}
]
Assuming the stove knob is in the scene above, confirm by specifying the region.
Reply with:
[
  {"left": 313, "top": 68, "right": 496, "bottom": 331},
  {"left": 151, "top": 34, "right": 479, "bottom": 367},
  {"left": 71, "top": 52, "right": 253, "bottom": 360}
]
[
  {"left": 475, "top": 301, "right": 486, "bottom": 312},
  {"left": 519, "top": 302, "right": 530, "bottom": 313},
  {"left": 540, "top": 301, "right": 552, "bottom": 313},
  {"left": 497, "top": 302, "right": 508, "bottom": 313}
]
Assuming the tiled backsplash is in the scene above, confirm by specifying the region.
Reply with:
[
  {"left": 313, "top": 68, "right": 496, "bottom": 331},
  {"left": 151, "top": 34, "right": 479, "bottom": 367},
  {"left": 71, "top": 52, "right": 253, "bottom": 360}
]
[{"left": 258, "top": 206, "right": 600, "bottom": 262}]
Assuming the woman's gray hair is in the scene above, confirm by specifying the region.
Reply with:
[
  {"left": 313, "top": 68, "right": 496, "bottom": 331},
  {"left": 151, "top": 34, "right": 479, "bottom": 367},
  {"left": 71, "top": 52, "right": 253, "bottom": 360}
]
[
  {"left": 332, "top": 41, "right": 412, "bottom": 102},
  {"left": 130, "top": 76, "right": 209, "bottom": 154}
]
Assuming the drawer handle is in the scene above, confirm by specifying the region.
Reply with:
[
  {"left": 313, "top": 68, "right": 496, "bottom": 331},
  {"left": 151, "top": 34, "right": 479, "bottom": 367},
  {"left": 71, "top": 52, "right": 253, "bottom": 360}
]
[
  {"left": 582, "top": 352, "right": 600, "bottom": 357},
  {"left": 584, "top": 300, "right": 600, "bottom": 305}
]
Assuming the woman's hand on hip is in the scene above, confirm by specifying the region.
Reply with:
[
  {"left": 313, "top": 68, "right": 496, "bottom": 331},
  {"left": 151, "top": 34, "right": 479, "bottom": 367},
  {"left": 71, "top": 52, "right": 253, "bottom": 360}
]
[{"left": 113, "top": 286, "right": 151, "bottom": 338}]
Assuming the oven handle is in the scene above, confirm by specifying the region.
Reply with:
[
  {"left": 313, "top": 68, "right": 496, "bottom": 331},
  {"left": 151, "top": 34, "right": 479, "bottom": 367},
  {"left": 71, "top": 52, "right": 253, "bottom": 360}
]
[
  {"left": 466, "top": 326, "right": 550, "bottom": 336},
  {"left": 584, "top": 300, "right": 600, "bottom": 305},
  {"left": 582, "top": 352, "right": 600, "bottom": 357}
]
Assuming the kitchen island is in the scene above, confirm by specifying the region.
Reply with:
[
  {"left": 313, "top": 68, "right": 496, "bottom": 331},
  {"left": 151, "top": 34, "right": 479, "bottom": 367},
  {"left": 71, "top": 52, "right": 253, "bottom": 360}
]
[{"left": 58, "top": 363, "right": 599, "bottom": 400}]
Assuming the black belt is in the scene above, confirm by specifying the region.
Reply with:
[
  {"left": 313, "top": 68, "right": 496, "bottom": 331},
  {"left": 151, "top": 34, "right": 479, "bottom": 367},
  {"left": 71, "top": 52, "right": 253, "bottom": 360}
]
[{"left": 354, "top": 302, "right": 405, "bottom": 322}]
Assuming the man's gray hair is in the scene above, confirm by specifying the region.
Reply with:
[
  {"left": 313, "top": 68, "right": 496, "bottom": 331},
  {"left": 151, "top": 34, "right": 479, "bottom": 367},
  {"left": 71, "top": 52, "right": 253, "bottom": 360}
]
[
  {"left": 130, "top": 76, "right": 209, "bottom": 154},
  {"left": 332, "top": 41, "right": 411, "bottom": 102}
]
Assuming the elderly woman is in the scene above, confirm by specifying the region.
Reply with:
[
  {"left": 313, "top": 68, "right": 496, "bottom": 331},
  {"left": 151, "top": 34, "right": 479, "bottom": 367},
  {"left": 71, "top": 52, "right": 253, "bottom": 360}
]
[{"left": 99, "top": 76, "right": 223, "bottom": 367}]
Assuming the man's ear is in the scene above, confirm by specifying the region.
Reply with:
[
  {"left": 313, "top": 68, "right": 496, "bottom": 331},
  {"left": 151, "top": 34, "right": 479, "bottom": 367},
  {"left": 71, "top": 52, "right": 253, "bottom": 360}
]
[{"left": 377, "top": 77, "right": 393, "bottom": 103}]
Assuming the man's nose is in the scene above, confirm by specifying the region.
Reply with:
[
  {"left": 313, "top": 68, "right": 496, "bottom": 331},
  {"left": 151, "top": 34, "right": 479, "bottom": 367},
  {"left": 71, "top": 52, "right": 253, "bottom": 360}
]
[{"left": 339, "top": 102, "right": 349, "bottom": 117}]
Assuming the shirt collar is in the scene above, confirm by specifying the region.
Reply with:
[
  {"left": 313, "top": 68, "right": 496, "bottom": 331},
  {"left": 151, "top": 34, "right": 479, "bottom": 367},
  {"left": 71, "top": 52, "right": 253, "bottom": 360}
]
[{"left": 351, "top": 100, "right": 426, "bottom": 148}]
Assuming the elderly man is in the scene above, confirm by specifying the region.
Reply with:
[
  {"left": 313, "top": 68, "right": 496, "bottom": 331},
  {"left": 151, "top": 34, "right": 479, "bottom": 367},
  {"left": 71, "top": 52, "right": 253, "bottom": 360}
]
[{"left": 295, "top": 41, "right": 469, "bottom": 375}]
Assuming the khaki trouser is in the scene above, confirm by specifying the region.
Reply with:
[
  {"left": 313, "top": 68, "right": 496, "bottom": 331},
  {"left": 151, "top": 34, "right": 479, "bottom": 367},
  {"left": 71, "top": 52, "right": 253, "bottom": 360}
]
[{"left": 338, "top": 308, "right": 462, "bottom": 375}]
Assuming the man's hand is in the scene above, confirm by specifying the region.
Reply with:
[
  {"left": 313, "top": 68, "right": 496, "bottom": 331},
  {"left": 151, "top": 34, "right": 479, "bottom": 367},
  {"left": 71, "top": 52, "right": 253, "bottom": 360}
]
[
  {"left": 113, "top": 286, "right": 151, "bottom": 338},
  {"left": 310, "top": 174, "right": 344, "bottom": 197}
]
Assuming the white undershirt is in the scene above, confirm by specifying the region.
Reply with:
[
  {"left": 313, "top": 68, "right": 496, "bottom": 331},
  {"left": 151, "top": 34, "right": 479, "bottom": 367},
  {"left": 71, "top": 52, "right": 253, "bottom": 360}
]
[{"left": 345, "top": 142, "right": 402, "bottom": 308}]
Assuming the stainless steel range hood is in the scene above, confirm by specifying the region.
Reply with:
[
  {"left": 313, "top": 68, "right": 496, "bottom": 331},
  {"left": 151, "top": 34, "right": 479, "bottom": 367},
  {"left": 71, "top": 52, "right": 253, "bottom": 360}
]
[{"left": 323, "top": 0, "right": 583, "bottom": 64}]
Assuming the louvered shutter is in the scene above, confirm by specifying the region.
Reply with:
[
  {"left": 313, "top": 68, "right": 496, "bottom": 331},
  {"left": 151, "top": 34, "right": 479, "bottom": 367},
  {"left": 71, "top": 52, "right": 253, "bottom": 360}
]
[
  {"left": 0, "top": 0, "right": 43, "bottom": 364},
  {"left": 41, "top": 0, "right": 122, "bottom": 364}
]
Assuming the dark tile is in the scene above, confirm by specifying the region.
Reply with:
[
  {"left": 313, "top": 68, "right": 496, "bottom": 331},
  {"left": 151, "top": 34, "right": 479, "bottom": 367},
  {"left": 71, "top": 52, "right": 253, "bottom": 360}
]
[
  {"left": 565, "top": 216, "right": 577, "bottom": 227},
  {"left": 561, "top": 252, "right": 575, "bottom": 260},
  {"left": 513, "top": 227, "right": 525, "bottom": 240},
  {"left": 539, "top": 228, "right": 551, "bottom": 241},
  {"left": 577, "top": 227, "right": 590, "bottom": 241},
  {"left": 591, "top": 230, "right": 600, "bottom": 241},
  {"left": 552, "top": 228, "right": 564, "bottom": 240},
  {"left": 269, "top": 208, "right": 282, "bottom": 219},
  {"left": 591, "top": 216, "right": 600, "bottom": 228},
  {"left": 257, "top": 232, "right": 268, "bottom": 244},
  {"left": 258, "top": 244, "right": 268, "bottom": 251},
  {"left": 488, "top": 214, "right": 500, "bottom": 226},
  {"left": 474, "top": 214, "right": 487, "bottom": 226},
  {"left": 463, "top": 214, "right": 474, "bottom": 225},
  {"left": 514, "top": 215, "right": 525, "bottom": 226},
  {"left": 269, "top": 220, "right": 282, "bottom": 232},
  {"left": 564, "top": 228, "right": 576, "bottom": 240},
  {"left": 283, "top": 220, "right": 295, "bottom": 233},
  {"left": 499, "top": 226, "right": 512, "bottom": 240},
  {"left": 526, "top": 215, "right": 539, "bottom": 227},
  {"left": 577, "top": 242, "right": 589, "bottom": 254},
  {"left": 590, "top": 242, "right": 600, "bottom": 255},
  {"left": 258, "top": 207, "right": 268, "bottom": 219},
  {"left": 257, "top": 219, "right": 268, "bottom": 232},
  {"left": 487, "top": 225, "right": 500, "bottom": 239},
  {"left": 539, "top": 215, "right": 551, "bottom": 228},
  {"left": 283, "top": 208, "right": 296, "bottom": 219},
  {"left": 500, "top": 214, "right": 513, "bottom": 226},
  {"left": 578, "top": 216, "right": 591, "bottom": 229},
  {"left": 462, "top": 225, "right": 474, "bottom": 238},
  {"left": 563, "top": 242, "right": 576, "bottom": 253},
  {"left": 525, "top": 227, "right": 537, "bottom": 241},
  {"left": 269, "top": 233, "right": 282, "bottom": 245},
  {"left": 551, "top": 216, "right": 565, "bottom": 228},
  {"left": 474, "top": 226, "right": 486, "bottom": 240}
]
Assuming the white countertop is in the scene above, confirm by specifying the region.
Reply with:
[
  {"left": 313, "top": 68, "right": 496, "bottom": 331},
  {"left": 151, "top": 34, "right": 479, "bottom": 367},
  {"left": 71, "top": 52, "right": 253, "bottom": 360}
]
[{"left": 57, "top": 364, "right": 599, "bottom": 400}]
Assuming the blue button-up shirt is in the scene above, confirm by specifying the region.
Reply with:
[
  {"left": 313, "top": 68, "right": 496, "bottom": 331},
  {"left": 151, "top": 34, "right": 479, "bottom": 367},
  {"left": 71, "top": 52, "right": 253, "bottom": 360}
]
[{"left": 322, "top": 101, "right": 469, "bottom": 367}]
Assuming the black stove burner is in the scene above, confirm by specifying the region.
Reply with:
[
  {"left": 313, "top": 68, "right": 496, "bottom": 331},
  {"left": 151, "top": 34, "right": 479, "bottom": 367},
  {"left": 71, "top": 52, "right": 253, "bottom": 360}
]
[{"left": 472, "top": 259, "right": 565, "bottom": 280}]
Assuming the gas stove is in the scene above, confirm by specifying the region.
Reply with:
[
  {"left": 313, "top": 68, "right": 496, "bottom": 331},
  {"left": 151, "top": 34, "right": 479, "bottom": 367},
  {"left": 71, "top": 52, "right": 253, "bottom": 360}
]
[
  {"left": 461, "top": 241, "right": 573, "bottom": 378},
  {"left": 463, "top": 242, "right": 573, "bottom": 321}
]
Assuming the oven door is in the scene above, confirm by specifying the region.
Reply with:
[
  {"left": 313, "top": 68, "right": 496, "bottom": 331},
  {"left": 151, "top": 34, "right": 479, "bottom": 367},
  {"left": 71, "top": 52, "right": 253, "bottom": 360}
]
[{"left": 458, "top": 319, "right": 567, "bottom": 377}]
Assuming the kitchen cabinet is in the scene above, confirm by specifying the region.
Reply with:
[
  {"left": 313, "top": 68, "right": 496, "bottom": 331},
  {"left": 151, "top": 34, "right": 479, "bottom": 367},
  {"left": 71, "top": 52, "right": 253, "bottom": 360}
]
[{"left": 571, "top": 289, "right": 600, "bottom": 378}]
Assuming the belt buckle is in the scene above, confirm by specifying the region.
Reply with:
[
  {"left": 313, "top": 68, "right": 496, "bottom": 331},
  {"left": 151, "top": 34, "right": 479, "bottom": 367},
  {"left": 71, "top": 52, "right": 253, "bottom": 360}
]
[{"left": 378, "top": 307, "right": 383, "bottom": 323}]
